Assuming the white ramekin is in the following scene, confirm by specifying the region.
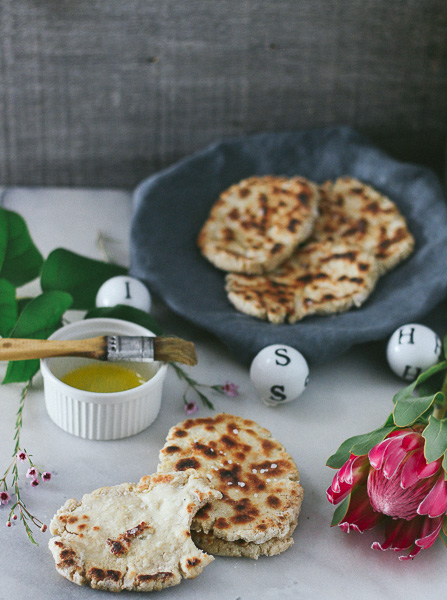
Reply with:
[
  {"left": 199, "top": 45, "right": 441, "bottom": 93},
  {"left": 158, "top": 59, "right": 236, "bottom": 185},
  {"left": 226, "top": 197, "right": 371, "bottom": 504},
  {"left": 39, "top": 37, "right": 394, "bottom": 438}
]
[{"left": 40, "top": 318, "right": 168, "bottom": 441}]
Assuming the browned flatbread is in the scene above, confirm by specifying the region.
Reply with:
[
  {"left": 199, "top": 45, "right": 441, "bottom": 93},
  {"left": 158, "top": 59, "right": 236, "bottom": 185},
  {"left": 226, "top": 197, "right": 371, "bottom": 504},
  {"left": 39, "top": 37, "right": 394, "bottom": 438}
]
[
  {"left": 225, "top": 240, "right": 380, "bottom": 323},
  {"left": 48, "top": 471, "right": 221, "bottom": 592},
  {"left": 312, "top": 176, "right": 415, "bottom": 274},
  {"left": 157, "top": 414, "right": 304, "bottom": 559},
  {"left": 197, "top": 175, "right": 320, "bottom": 274}
]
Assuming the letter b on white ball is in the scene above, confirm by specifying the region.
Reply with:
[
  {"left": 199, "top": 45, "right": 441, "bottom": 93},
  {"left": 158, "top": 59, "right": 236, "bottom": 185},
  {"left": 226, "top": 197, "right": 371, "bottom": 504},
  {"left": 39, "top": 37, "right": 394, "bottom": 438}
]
[
  {"left": 386, "top": 323, "right": 442, "bottom": 381},
  {"left": 250, "top": 344, "right": 309, "bottom": 407}
]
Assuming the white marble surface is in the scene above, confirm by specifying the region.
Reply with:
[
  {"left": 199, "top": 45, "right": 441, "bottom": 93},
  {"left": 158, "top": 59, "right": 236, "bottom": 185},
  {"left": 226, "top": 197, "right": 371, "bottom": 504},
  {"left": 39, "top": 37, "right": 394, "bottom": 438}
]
[{"left": 0, "top": 187, "right": 445, "bottom": 600}]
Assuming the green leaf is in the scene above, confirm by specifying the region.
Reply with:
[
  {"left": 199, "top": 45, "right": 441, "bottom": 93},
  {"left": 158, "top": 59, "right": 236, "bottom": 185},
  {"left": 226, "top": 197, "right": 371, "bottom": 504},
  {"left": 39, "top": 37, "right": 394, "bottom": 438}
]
[
  {"left": 439, "top": 528, "right": 447, "bottom": 548},
  {"left": 17, "top": 297, "right": 34, "bottom": 315},
  {"left": 40, "top": 248, "right": 127, "bottom": 309},
  {"left": 0, "top": 210, "right": 8, "bottom": 271},
  {"left": 442, "top": 515, "right": 447, "bottom": 537},
  {"left": 423, "top": 416, "right": 447, "bottom": 464},
  {"left": 0, "top": 278, "right": 17, "bottom": 337},
  {"left": 349, "top": 425, "right": 397, "bottom": 456},
  {"left": 2, "top": 291, "right": 73, "bottom": 384},
  {"left": 392, "top": 361, "right": 447, "bottom": 405},
  {"left": 84, "top": 305, "right": 164, "bottom": 336},
  {"left": 331, "top": 495, "right": 351, "bottom": 527},
  {"left": 393, "top": 392, "right": 443, "bottom": 427},
  {"left": 326, "top": 424, "right": 396, "bottom": 469},
  {"left": 418, "top": 369, "right": 446, "bottom": 398},
  {"left": 0, "top": 207, "right": 43, "bottom": 286},
  {"left": 443, "top": 334, "right": 447, "bottom": 360}
]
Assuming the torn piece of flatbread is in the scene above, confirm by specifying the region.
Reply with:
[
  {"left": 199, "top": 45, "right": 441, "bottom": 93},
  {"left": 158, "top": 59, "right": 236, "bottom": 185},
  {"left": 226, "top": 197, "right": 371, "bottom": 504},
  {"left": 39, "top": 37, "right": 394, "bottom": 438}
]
[
  {"left": 157, "top": 414, "right": 304, "bottom": 559},
  {"left": 225, "top": 240, "right": 380, "bottom": 323},
  {"left": 48, "top": 471, "right": 221, "bottom": 592},
  {"left": 197, "top": 175, "right": 320, "bottom": 274},
  {"left": 311, "top": 176, "right": 415, "bottom": 274}
]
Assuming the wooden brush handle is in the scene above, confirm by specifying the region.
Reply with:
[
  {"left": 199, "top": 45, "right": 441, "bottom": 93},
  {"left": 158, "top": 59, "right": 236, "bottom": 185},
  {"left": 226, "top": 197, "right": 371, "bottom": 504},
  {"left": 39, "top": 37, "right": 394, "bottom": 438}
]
[{"left": 0, "top": 337, "right": 107, "bottom": 361}]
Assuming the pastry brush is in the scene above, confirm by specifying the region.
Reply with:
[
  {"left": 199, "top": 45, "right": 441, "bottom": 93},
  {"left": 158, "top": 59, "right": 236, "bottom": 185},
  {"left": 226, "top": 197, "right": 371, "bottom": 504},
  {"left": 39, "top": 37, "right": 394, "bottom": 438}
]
[{"left": 0, "top": 335, "right": 197, "bottom": 366}]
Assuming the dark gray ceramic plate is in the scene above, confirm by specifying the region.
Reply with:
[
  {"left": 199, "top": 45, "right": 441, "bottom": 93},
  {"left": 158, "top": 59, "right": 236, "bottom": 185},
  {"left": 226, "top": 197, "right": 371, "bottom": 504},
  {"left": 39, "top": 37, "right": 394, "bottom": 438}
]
[{"left": 130, "top": 126, "right": 447, "bottom": 366}]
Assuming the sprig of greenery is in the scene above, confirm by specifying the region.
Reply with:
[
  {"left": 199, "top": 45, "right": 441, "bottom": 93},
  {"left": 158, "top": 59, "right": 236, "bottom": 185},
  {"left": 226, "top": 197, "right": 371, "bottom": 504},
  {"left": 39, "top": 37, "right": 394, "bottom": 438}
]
[{"left": 327, "top": 335, "right": 447, "bottom": 482}]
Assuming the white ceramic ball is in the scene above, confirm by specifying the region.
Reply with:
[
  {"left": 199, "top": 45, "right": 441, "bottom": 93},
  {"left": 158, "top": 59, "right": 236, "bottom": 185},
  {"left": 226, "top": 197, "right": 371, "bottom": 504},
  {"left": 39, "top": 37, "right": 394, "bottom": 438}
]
[
  {"left": 386, "top": 323, "right": 442, "bottom": 381},
  {"left": 95, "top": 276, "right": 152, "bottom": 312},
  {"left": 250, "top": 344, "right": 309, "bottom": 407}
]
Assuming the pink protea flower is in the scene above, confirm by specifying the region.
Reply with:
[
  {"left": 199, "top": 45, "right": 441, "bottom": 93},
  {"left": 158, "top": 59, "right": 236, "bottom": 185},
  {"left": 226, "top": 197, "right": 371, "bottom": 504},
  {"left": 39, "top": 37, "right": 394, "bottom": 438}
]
[{"left": 327, "top": 429, "right": 447, "bottom": 560}]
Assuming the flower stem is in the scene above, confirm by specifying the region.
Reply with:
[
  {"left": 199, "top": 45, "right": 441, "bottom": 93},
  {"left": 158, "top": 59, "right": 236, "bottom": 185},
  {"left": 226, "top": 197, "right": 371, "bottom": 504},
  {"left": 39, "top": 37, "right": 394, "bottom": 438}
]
[{"left": 433, "top": 370, "right": 447, "bottom": 420}]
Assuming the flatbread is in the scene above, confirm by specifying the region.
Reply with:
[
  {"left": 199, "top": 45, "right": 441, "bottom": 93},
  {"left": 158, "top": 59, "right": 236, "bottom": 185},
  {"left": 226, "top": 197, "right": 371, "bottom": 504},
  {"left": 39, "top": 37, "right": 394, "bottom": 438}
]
[
  {"left": 225, "top": 240, "right": 380, "bottom": 323},
  {"left": 48, "top": 471, "right": 221, "bottom": 592},
  {"left": 312, "top": 177, "right": 415, "bottom": 274},
  {"left": 197, "top": 175, "right": 320, "bottom": 274},
  {"left": 157, "top": 414, "right": 304, "bottom": 559}
]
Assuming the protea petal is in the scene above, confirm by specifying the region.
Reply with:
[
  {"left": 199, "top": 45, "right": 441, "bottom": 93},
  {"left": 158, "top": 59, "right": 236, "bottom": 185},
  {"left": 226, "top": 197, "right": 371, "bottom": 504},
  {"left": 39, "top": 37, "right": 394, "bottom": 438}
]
[
  {"left": 368, "top": 437, "right": 397, "bottom": 470},
  {"left": 397, "top": 516, "right": 443, "bottom": 560},
  {"left": 415, "top": 515, "right": 443, "bottom": 549},
  {"left": 417, "top": 475, "right": 447, "bottom": 518},
  {"left": 371, "top": 516, "right": 421, "bottom": 552},
  {"left": 338, "top": 487, "right": 384, "bottom": 533},
  {"left": 382, "top": 445, "right": 408, "bottom": 479},
  {"left": 398, "top": 546, "right": 423, "bottom": 561},
  {"left": 327, "top": 454, "right": 369, "bottom": 505},
  {"left": 401, "top": 432, "right": 423, "bottom": 452},
  {"left": 400, "top": 450, "right": 429, "bottom": 489}
]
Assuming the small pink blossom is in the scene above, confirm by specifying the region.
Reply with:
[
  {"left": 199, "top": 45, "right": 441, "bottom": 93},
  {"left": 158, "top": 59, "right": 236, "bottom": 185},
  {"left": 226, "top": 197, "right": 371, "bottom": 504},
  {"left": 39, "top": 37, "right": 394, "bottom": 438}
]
[
  {"left": 26, "top": 467, "right": 38, "bottom": 479},
  {"left": 30, "top": 478, "right": 39, "bottom": 487},
  {"left": 6, "top": 521, "right": 11, "bottom": 528},
  {"left": 40, "top": 524, "right": 47, "bottom": 533},
  {"left": 0, "top": 491, "right": 11, "bottom": 506},
  {"left": 16, "top": 451, "right": 27, "bottom": 462},
  {"left": 184, "top": 401, "right": 198, "bottom": 416},
  {"left": 221, "top": 381, "right": 239, "bottom": 397},
  {"left": 42, "top": 472, "right": 52, "bottom": 482}
]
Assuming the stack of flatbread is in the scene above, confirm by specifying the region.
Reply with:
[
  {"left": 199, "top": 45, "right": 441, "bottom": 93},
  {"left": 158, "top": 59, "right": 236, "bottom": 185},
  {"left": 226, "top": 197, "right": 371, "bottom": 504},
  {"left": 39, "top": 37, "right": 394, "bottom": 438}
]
[
  {"left": 198, "top": 175, "right": 415, "bottom": 323},
  {"left": 157, "top": 413, "right": 304, "bottom": 559},
  {"left": 48, "top": 414, "right": 303, "bottom": 592}
]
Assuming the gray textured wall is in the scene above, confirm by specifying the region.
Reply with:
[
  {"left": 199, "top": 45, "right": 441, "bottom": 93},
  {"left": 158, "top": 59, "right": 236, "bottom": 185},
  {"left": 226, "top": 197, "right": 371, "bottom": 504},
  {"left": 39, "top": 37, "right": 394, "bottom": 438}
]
[{"left": 0, "top": 0, "right": 446, "bottom": 189}]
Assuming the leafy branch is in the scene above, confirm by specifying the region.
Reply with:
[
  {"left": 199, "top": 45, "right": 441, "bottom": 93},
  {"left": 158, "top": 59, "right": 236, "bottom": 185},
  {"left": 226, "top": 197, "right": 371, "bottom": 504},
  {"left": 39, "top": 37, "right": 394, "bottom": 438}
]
[{"left": 327, "top": 335, "right": 447, "bottom": 482}]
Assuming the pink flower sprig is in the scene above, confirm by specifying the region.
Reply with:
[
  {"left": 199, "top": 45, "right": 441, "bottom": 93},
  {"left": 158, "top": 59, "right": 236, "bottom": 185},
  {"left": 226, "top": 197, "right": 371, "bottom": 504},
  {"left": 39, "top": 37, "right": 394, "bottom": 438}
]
[
  {"left": 170, "top": 363, "right": 239, "bottom": 413},
  {"left": 1, "top": 379, "right": 52, "bottom": 544}
]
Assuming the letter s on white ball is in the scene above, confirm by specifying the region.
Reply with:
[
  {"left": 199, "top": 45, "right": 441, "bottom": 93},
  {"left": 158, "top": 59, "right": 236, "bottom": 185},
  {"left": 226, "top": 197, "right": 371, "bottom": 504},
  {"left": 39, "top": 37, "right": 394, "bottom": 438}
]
[{"left": 249, "top": 344, "right": 309, "bottom": 407}]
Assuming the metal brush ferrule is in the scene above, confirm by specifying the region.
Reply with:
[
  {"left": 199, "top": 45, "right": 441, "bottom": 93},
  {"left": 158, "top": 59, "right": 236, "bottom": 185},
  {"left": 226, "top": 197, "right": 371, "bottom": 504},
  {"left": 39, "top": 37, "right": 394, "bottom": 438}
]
[{"left": 106, "top": 336, "right": 155, "bottom": 362}]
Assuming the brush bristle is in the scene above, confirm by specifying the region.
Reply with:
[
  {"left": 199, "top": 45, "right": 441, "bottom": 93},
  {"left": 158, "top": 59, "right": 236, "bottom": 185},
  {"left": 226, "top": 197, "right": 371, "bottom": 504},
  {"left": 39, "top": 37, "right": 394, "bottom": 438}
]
[{"left": 153, "top": 337, "right": 198, "bottom": 365}]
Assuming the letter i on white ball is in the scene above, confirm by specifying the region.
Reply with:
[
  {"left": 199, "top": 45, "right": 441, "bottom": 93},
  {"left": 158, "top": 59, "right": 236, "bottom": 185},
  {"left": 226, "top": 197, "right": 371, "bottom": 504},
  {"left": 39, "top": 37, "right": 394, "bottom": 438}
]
[
  {"left": 386, "top": 323, "right": 442, "bottom": 381},
  {"left": 250, "top": 344, "right": 309, "bottom": 407},
  {"left": 95, "top": 276, "right": 152, "bottom": 312}
]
